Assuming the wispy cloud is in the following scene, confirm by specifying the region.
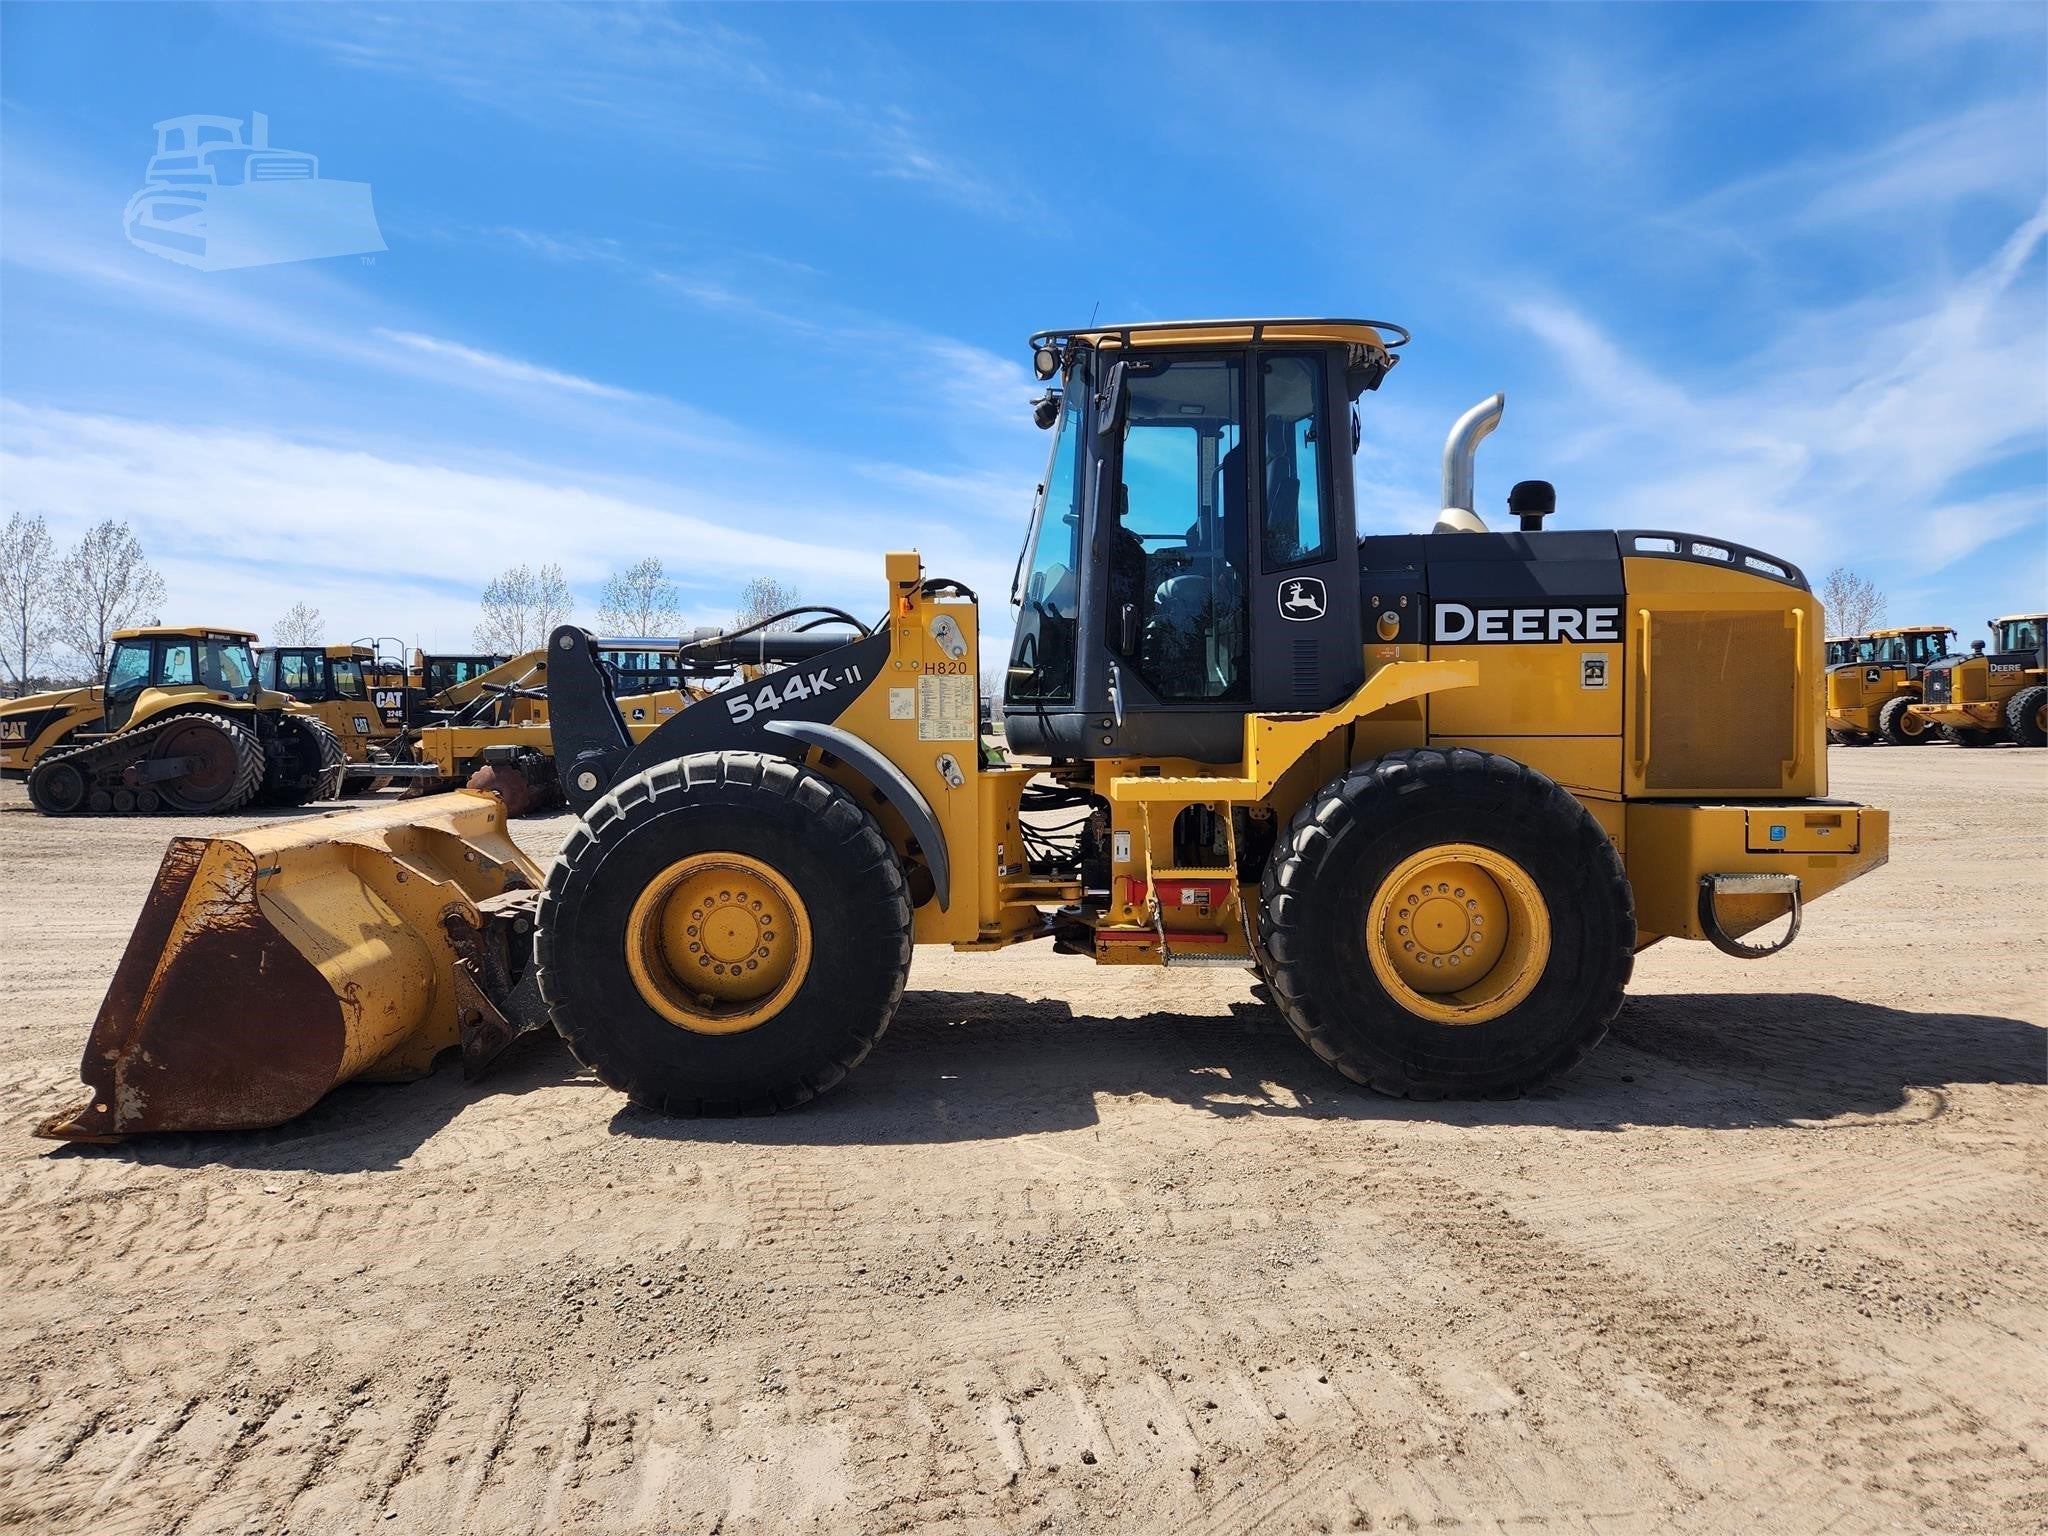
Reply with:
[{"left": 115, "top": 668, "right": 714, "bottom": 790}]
[
  {"left": 250, "top": 5, "right": 1039, "bottom": 224},
  {"left": 372, "top": 328, "right": 642, "bottom": 402},
  {"left": 1507, "top": 198, "right": 2048, "bottom": 573}
]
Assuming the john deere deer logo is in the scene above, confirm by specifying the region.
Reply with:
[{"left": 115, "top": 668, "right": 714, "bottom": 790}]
[{"left": 1279, "top": 577, "right": 1327, "bottom": 621}]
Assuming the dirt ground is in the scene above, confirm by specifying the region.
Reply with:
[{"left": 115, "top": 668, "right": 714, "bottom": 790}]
[{"left": 0, "top": 745, "right": 2042, "bottom": 1535}]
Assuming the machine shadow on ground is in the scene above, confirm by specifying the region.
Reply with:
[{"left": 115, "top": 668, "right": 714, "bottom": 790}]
[
  {"left": 603, "top": 989, "right": 2044, "bottom": 1146},
  {"left": 40, "top": 989, "right": 2040, "bottom": 1173}
]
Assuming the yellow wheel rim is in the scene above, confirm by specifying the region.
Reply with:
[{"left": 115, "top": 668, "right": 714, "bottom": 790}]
[
  {"left": 1365, "top": 843, "right": 1551, "bottom": 1026},
  {"left": 623, "top": 853, "right": 811, "bottom": 1034}
]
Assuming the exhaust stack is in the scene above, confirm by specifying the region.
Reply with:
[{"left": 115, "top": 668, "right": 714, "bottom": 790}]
[{"left": 1435, "top": 393, "right": 1505, "bottom": 534}]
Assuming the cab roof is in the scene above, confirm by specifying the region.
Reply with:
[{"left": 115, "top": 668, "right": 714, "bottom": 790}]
[
  {"left": 1992, "top": 613, "right": 2048, "bottom": 625},
  {"left": 112, "top": 625, "right": 257, "bottom": 642},
  {"left": 1032, "top": 316, "right": 1409, "bottom": 355},
  {"left": 1868, "top": 625, "right": 1953, "bottom": 637}
]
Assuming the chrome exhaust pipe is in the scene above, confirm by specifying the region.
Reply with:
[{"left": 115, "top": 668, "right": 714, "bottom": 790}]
[{"left": 1435, "top": 393, "right": 1505, "bottom": 534}]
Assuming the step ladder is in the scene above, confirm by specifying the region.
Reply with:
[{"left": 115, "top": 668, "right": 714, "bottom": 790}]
[{"left": 1136, "top": 802, "right": 1257, "bottom": 968}]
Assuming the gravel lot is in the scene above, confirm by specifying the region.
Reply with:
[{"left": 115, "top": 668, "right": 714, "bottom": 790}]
[{"left": 2, "top": 744, "right": 2043, "bottom": 1534}]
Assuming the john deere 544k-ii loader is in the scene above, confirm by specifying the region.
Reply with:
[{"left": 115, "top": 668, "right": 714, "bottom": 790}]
[{"left": 37, "top": 317, "right": 1890, "bottom": 1141}]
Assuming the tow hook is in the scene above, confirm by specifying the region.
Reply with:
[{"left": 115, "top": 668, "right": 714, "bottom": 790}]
[{"left": 1697, "top": 873, "right": 1802, "bottom": 959}]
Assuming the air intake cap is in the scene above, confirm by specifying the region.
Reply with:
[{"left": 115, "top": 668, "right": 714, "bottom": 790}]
[{"left": 1508, "top": 480, "right": 1556, "bottom": 532}]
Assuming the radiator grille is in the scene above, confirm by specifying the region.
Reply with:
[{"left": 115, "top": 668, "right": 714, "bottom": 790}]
[{"left": 1646, "top": 611, "right": 1792, "bottom": 790}]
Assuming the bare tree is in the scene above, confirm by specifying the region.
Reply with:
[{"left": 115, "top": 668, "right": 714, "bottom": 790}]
[
  {"left": 596, "top": 556, "right": 681, "bottom": 637},
  {"left": 735, "top": 575, "right": 800, "bottom": 632},
  {"left": 272, "top": 601, "right": 325, "bottom": 646},
  {"left": 1819, "top": 567, "right": 1886, "bottom": 636},
  {"left": 475, "top": 562, "right": 575, "bottom": 652},
  {"left": 54, "top": 519, "right": 167, "bottom": 681},
  {"left": 0, "top": 512, "right": 59, "bottom": 695}
]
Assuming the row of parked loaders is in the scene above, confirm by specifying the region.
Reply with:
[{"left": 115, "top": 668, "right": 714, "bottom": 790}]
[{"left": 1824, "top": 615, "right": 2046, "bottom": 748}]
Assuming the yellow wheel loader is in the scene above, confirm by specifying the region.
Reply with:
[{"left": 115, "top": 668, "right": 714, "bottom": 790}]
[
  {"left": 1908, "top": 614, "right": 2047, "bottom": 747},
  {"left": 1, "top": 626, "right": 345, "bottom": 815},
  {"left": 1823, "top": 625, "right": 1953, "bottom": 746},
  {"left": 36, "top": 317, "right": 1891, "bottom": 1141}
]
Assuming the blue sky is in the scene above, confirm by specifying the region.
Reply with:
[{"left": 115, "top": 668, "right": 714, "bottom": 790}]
[{"left": 2, "top": 2, "right": 2043, "bottom": 654}]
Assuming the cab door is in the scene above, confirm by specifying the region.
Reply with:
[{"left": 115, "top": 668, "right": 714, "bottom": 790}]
[
  {"left": 100, "top": 639, "right": 155, "bottom": 731},
  {"left": 1247, "top": 350, "right": 1362, "bottom": 710}
]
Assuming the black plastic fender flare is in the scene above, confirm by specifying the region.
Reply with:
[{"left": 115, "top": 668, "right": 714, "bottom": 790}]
[{"left": 763, "top": 719, "right": 951, "bottom": 912}]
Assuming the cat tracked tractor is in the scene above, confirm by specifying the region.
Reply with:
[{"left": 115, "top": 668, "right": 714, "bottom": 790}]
[
  {"left": 1908, "top": 614, "right": 2047, "bottom": 747},
  {"left": 1824, "top": 625, "right": 1954, "bottom": 746},
  {"left": 2, "top": 626, "right": 345, "bottom": 816},
  {"left": 37, "top": 316, "right": 1892, "bottom": 1142}
]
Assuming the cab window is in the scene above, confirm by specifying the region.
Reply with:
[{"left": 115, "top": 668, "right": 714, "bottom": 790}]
[
  {"left": 1259, "top": 354, "right": 1330, "bottom": 568},
  {"left": 277, "top": 651, "right": 321, "bottom": 697},
  {"left": 331, "top": 659, "right": 364, "bottom": 698},
  {"left": 105, "top": 641, "right": 152, "bottom": 695},
  {"left": 158, "top": 644, "right": 196, "bottom": 686}
]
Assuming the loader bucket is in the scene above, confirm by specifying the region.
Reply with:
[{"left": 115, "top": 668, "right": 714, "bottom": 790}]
[{"left": 36, "top": 792, "right": 544, "bottom": 1141}]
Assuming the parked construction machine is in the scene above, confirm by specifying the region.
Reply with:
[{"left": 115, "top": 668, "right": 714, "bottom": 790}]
[
  {"left": 3, "top": 626, "right": 345, "bottom": 815},
  {"left": 1909, "top": 613, "right": 2047, "bottom": 747},
  {"left": 1824, "top": 624, "right": 1954, "bottom": 746},
  {"left": 36, "top": 316, "right": 1892, "bottom": 1142}
]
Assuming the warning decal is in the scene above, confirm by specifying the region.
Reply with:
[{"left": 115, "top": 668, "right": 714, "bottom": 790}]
[{"left": 916, "top": 674, "right": 974, "bottom": 741}]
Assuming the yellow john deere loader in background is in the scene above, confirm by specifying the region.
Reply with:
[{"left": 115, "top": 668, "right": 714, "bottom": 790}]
[
  {"left": 1824, "top": 624, "right": 1954, "bottom": 746},
  {"left": 38, "top": 316, "right": 1890, "bottom": 1141},
  {"left": 2, "top": 626, "right": 345, "bottom": 815},
  {"left": 1909, "top": 613, "right": 2048, "bottom": 747}
]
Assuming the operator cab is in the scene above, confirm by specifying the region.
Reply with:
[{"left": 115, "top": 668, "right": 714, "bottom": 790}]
[
  {"left": 1866, "top": 628, "right": 1954, "bottom": 670},
  {"left": 259, "top": 645, "right": 368, "bottom": 704},
  {"left": 1006, "top": 318, "right": 1403, "bottom": 761},
  {"left": 102, "top": 627, "right": 257, "bottom": 731}
]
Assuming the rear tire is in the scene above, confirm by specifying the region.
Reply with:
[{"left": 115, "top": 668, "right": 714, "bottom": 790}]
[
  {"left": 535, "top": 751, "right": 914, "bottom": 1115},
  {"left": 2006, "top": 686, "right": 2047, "bottom": 748},
  {"left": 1878, "top": 696, "right": 1930, "bottom": 746},
  {"left": 1260, "top": 747, "right": 1634, "bottom": 1099}
]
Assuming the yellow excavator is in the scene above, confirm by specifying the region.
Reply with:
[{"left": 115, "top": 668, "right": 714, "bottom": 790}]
[
  {"left": 36, "top": 316, "right": 1890, "bottom": 1141},
  {"left": 2, "top": 626, "right": 344, "bottom": 814},
  {"left": 1823, "top": 624, "right": 1954, "bottom": 746}
]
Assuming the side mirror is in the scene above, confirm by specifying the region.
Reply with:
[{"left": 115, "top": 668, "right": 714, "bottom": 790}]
[
  {"left": 1094, "top": 360, "right": 1129, "bottom": 437},
  {"left": 1032, "top": 390, "right": 1061, "bottom": 430}
]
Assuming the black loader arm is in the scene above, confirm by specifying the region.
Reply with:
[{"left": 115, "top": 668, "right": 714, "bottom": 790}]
[
  {"left": 551, "top": 624, "right": 895, "bottom": 815},
  {"left": 545, "top": 627, "right": 635, "bottom": 806}
]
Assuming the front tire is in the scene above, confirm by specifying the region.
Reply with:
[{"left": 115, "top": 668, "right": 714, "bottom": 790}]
[
  {"left": 535, "top": 751, "right": 914, "bottom": 1116},
  {"left": 1949, "top": 726, "right": 1999, "bottom": 748},
  {"left": 2006, "top": 686, "right": 2047, "bottom": 748},
  {"left": 1260, "top": 748, "right": 1634, "bottom": 1099},
  {"left": 1878, "top": 696, "right": 1930, "bottom": 746}
]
